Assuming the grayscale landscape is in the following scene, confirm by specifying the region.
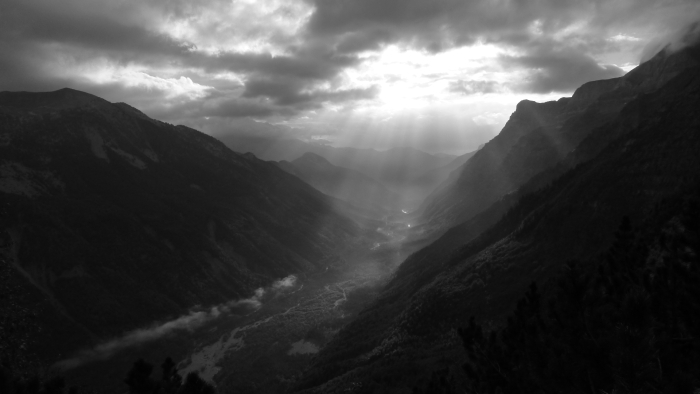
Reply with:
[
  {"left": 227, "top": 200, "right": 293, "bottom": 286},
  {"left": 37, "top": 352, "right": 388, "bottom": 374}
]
[{"left": 2, "top": 1, "right": 700, "bottom": 393}]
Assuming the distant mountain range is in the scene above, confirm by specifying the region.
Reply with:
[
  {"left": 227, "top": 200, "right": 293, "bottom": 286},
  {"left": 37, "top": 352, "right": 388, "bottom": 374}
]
[
  {"left": 216, "top": 135, "right": 474, "bottom": 209},
  {"left": 294, "top": 40, "right": 700, "bottom": 392},
  {"left": 277, "top": 153, "right": 405, "bottom": 215},
  {"left": 0, "top": 89, "right": 364, "bottom": 360}
]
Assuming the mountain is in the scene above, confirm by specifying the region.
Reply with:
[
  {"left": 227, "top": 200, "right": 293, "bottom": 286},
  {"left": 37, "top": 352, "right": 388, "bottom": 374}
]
[
  {"left": 0, "top": 88, "right": 363, "bottom": 362},
  {"left": 293, "top": 41, "right": 700, "bottom": 392},
  {"left": 277, "top": 153, "right": 405, "bottom": 215},
  {"left": 216, "top": 135, "right": 457, "bottom": 208},
  {"left": 418, "top": 41, "right": 700, "bottom": 233},
  {"left": 406, "top": 150, "right": 476, "bottom": 196}
]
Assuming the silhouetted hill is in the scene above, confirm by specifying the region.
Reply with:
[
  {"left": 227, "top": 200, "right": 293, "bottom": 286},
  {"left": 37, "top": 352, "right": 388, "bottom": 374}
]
[
  {"left": 293, "top": 41, "right": 700, "bottom": 392},
  {"left": 0, "top": 88, "right": 362, "bottom": 363},
  {"left": 277, "top": 153, "right": 405, "bottom": 215}
]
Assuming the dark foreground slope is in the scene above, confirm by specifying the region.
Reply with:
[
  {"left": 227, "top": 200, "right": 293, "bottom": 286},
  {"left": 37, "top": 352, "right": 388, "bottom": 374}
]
[
  {"left": 451, "top": 197, "right": 700, "bottom": 394},
  {"left": 419, "top": 40, "right": 700, "bottom": 233},
  {"left": 0, "top": 89, "right": 361, "bottom": 363},
  {"left": 294, "top": 43, "right": 700, "bottom": 393}
]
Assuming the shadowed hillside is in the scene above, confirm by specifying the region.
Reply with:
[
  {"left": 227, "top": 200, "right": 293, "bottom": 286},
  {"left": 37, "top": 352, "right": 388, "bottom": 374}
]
[{"left": 0, "top": 88, "right": 364, "bottom": 366}]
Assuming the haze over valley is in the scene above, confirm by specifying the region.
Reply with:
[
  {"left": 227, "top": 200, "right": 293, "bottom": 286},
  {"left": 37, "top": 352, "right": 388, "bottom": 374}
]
[{"left": 2, "top": 1, "right": 700, "bottom": 393}]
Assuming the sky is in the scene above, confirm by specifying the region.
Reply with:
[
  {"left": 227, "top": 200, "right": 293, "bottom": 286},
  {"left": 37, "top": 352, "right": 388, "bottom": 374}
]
[{"left": 1, "top": 0, "right": 699, "bottom": 154}]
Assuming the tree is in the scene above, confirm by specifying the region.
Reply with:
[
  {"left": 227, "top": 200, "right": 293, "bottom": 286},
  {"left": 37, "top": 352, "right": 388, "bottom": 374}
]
[
  {"left": 124, "top": 357, "right": 215, "bottom": 394},
  {"left": 180, "top": 373, "right": 215, "bottom": 394},
  {"left": 124, "top": 359, "right": 156, "bottom": 394}
]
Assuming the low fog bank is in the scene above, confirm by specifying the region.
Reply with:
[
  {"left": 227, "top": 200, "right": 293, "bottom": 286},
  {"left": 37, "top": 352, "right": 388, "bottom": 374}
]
[{"left": 54, "top": 275, "right": 299, "bottom": 371}]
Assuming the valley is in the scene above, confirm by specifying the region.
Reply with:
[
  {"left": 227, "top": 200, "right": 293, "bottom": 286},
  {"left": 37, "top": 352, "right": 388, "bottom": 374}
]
[
  {"left": 3, "top": 21, "right": 700, "bottom": 394},
  {"left": 58, "top": 214, "right": 422, "bottom": 393}
]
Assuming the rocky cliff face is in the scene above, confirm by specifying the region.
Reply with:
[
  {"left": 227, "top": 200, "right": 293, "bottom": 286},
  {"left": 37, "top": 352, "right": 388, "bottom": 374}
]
[
  {"left": 0, "top": 89, "right": 361, "bottom": 357},
  {"left": 419, "top": 42, "right": 700, "bottom": 233}
]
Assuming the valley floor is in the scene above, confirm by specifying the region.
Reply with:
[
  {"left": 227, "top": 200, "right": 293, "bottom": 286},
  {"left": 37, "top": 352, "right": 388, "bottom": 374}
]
[{"left": 61, "top": 214, "right": 423, "bottom": 394}]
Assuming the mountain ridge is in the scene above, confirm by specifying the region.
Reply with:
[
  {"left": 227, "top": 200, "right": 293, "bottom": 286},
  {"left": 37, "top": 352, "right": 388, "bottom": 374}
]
[
  {"left": 418, "top": 41, "right": 700, "bottom": 234},
  {"left": 277, "top": 152, "right": 406, "bottom": 215},
  {"left": 216, "top": 135, "right": 460, "bottom": 208}
]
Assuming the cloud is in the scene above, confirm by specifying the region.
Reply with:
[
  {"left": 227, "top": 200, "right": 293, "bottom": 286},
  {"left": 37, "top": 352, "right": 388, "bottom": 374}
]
[
  {"left": 200, "top": 97, "right": 281, "bottom": 118},
  {"left": 111, "top": 72, "right": 213, "bottom": 100},
  {"left": 242, "top": 76, "right": 378, "bottom": 107},
  {"left": 449, "top": 80, "right": 503, "bottom": 95},
  {"left": 54, "top": 275, "right": 299, "bottom": 371},
  {"left": 500, "top": 48, "right": 625, "bottom": 93},
  {"left": 0, "top": 0, "right": 372, "bottom": 119},
  {"left": 640, "top": 21, "right": 700, "bottom": 62},
  {"left": 608, "top": 34, "right": 642, "bottom": 43},
  {"left": 472, "top": 112, "right": 508, "bottom": 127},
  {"left": 272, "top": 275, "right": 298, "bottom": 290},
  {"left": 304, "top": 0, "right": 699, "bottom": 93},
  {"left": 305, "top": 0, "right": 617, "bottom": 53}
]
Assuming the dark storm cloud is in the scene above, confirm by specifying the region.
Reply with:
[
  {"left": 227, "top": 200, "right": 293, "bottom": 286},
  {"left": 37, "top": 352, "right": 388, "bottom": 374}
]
[
  {"left": 201, "top": 99, "right": 279, "bottom": 118},
  {"left": 192, "top": 46, "right": 360, "bottom": 81},
  {"left": 1, "top": 0, "right": 193, "bottom": 60},
  {"left": 0, "top": 0, "right": 370, "bottom": 119},
  {"left": 242, "top": 76, "right": 378, "bottom": 107},
  {"left": 501, "top": 48, "right": 625, "bottom": 93},
  {"left": 306, "top": 0, "right": 592, "bottom": 52},
  {"left": 2, "top": 0, "right": 354, "bottom": 81},
  {"left": 242, "top": 76, "right": 307, "bottom": 106},
  {"left": 304, "top": 0, "right": 699, "bottom": 91},
  {"left": 335, "top": 28, "right": 396, "bottom": 53},
  {"left": 305, "top": 0, "right": 698, "bottom": 54}
]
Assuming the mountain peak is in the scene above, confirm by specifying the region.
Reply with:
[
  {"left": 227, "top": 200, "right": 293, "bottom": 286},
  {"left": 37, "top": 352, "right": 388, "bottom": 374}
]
[
  {"left": 514, "top": 99, "right": 538, "bottom": 110},
  {"left": 568, "top": 38, "right": 700, "bottom": 109},
  {"left": 294, "top": 152, "right": 333, "bottom": 167}
]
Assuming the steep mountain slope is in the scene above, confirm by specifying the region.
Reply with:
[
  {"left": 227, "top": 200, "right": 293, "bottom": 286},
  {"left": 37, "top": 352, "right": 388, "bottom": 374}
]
[
  {"left": 419, "top": 42, "right": 700, "bottom": 232},
  {"left": 407, "top": 150, "right": 476, "bottom": 200},
  {"left": 277, "top": 153, "right": 405, "bottom": 214},
  {"left": 0, "top": 89, "right": 362, "bottom": 360},
  {"left": 294, "top": 43, "right": 700, "bottom": 392}
]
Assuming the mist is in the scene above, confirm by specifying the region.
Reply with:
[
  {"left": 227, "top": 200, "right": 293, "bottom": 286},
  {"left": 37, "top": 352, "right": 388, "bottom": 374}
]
[
  {"left": 54, "top": 275, "right": 298, "bottom": 371},
  {"left": 640, "top": 21, "right": 700, "bottom": 62}
]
